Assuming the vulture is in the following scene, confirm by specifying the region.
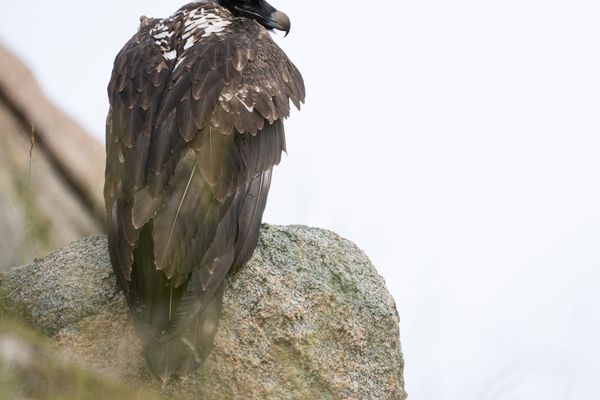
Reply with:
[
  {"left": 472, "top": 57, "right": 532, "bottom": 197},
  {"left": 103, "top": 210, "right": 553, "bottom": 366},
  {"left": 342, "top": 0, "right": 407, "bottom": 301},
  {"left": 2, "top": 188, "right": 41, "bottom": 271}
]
[{"left": 104, "top": 0, "right": 304, "bottom": 381}]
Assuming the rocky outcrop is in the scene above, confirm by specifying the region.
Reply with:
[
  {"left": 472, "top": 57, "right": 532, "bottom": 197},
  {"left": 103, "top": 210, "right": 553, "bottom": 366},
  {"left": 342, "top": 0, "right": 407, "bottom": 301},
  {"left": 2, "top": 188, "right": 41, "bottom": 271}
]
[
  {"left": 1, "top": 225, "right": 407, "bottom": 400},
  {"left": 0, "top": 43, "right": 105, "bottom": 269}
]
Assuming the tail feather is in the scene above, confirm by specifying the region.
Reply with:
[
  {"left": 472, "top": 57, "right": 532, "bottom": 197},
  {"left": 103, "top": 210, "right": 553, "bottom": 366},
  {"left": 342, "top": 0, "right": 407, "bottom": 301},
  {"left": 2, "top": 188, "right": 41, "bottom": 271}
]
[
  {"left": 144, "top": 284, "right": 225, "bottom": 381},
  {"left": 129, "top": 169, "right": 275, "bottom": 381}
]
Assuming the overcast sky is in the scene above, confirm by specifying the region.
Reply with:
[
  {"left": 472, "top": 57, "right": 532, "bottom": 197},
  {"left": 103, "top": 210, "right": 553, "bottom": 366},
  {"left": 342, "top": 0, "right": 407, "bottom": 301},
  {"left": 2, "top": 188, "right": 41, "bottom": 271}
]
[{"left": 2, "top": 0, "right": 600, "bottom": 398}]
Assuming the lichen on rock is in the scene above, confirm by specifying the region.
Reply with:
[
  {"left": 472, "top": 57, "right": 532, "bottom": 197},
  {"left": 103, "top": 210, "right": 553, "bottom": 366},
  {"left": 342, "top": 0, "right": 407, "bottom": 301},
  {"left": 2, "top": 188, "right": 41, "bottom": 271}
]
[{"left": 1, "top": 225, "right": 407, "bottom": 400}]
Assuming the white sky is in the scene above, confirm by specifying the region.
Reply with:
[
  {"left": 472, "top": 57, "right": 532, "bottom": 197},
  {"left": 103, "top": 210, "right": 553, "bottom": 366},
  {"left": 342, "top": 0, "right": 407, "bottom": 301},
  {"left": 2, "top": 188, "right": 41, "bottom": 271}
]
[{"left": 2, "top": 0, "right": 600, "bottom": 398}]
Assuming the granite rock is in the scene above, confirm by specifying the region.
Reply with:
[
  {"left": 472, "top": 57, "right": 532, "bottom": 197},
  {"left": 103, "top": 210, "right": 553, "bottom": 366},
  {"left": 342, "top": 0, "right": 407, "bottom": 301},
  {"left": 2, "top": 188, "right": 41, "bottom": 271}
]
[{"left": 1, "top": 225, "right": 407, "bottom": 400}]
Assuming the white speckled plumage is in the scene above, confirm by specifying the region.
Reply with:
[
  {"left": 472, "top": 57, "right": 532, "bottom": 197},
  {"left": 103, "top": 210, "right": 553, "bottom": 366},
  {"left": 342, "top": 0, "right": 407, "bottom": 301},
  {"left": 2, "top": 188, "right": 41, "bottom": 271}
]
[{"left": 151, "top": 5, "right": 232, "bottom": 63}]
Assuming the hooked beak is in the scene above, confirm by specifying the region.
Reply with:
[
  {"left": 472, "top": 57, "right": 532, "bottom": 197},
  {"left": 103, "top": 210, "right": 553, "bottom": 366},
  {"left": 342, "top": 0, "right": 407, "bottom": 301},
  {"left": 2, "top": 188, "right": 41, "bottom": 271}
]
[{"left": 269, "top": 10, "right": 291, "bottom": 37}]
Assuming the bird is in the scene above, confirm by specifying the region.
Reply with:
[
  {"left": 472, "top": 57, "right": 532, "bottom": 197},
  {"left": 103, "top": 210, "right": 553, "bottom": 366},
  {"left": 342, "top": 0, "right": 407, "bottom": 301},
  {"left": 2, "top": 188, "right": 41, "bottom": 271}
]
[{"left": 104, "top": 0, "right": 304, "bottom": 382}]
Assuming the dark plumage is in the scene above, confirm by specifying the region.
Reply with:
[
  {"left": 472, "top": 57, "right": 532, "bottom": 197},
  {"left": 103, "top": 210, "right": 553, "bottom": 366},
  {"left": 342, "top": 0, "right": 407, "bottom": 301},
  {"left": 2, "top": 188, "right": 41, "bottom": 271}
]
[{"left": 104, "top": 0, "right": 304, "bottom": 381}]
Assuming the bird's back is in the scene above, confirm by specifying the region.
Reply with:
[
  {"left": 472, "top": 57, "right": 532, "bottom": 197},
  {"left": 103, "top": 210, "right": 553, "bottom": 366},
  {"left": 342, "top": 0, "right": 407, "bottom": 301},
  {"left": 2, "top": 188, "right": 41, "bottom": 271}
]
[{"left": 104, "top": 0, "right": 304, "bottom": 381}]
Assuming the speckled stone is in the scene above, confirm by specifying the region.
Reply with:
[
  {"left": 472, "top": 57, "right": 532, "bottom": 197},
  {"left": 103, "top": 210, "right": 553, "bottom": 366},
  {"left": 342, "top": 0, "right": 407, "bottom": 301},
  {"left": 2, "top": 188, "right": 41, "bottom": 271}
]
[
  {"left": 1, "top": 225, "right": 407, "bottom": 400},
  {"left": 1, "top": 236, "right": 117, "bottom": 335}
]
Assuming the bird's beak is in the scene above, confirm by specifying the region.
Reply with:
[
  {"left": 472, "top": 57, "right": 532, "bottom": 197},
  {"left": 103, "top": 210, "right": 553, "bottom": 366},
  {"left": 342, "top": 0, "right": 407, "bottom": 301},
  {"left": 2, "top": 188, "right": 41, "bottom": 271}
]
[{"left": 269, "top": 10, "right": 291, "bottom": 37}]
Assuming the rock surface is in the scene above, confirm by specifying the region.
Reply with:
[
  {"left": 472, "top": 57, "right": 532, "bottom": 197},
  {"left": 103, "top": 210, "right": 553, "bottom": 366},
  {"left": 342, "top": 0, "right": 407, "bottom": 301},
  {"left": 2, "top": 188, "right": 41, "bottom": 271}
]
[
  {"left": 0, "top": 43, "right": 105, "bottom": 269},
  {"left": 1, "top": 225, "right": 407, "bottom": 400}
]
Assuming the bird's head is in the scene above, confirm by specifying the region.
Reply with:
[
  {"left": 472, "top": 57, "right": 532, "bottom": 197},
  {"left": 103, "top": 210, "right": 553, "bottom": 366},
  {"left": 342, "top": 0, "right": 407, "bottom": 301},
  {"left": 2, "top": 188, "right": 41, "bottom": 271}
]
[{"left": 217, "top": 0, "right": 291, "bottom": 36}]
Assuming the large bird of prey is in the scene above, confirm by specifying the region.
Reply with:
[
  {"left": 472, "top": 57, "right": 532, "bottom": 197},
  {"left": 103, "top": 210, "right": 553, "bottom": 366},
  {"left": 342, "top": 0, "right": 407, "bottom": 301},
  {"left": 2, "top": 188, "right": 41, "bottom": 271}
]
[{"left": 104, "top": 0, "right": 304, "bottom": 381}]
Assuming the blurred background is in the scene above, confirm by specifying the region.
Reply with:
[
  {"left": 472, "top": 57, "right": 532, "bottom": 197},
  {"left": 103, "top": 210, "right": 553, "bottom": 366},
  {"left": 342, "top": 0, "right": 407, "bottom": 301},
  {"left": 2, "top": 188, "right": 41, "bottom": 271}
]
[{"left": 1, "top": 0, "right": 599, "bottom": 398}]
